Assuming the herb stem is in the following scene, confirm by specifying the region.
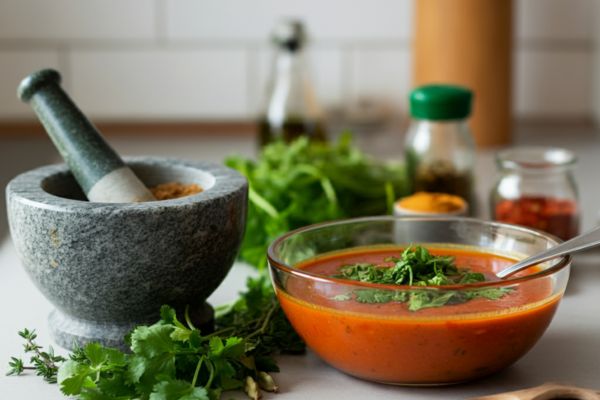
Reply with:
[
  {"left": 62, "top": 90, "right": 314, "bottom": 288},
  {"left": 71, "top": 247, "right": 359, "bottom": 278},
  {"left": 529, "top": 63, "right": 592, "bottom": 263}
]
[
  {"left": 184, "top": 305, "right": 197, "bottom": 331},
  {"left": 248, "top": 187, "right": 279, "bottom": 218},
  {"left": 247, "top": 302, "right": 277, "bottom": 340},
  {"left": 207, "top": 316, "right": 263, "bottom": 339},
  {"left": 205, "top": 326, "right": 236, "bottom": 338},
  {"left": 191, "top": 356, "right": 203, "bottom": 387},
  {"left": 205, "top": 360, "right": 215, "bottom": 389},
  {"left": 15, "top": 366, "right": 37, "bottom": 372}
]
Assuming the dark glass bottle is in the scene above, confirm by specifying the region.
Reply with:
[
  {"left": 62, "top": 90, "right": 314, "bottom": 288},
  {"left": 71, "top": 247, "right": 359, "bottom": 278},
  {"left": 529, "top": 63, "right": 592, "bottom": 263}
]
[{"left": 259, "top": 20, "right": 326, "bottom": 146}]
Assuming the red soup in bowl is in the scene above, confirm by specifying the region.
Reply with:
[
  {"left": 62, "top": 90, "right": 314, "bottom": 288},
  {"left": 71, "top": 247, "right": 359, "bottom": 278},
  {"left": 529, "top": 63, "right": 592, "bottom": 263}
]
[{"left": 268, "top": 217, "right": 570, "bottom": 385}]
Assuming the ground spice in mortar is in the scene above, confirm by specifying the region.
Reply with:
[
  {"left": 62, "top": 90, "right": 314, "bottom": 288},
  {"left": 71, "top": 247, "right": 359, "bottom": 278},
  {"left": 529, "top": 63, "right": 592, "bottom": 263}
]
[
  {"left": 397, "top": 192, "right": 466, "bottom": 213},
  {"left": 150, "top": 182, "right": 203, "bottom": 200}
]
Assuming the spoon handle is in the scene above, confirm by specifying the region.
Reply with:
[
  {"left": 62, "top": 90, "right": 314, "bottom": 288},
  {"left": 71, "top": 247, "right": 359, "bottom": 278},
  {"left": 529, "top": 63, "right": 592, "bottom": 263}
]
[{"left": 497, "top": 225, "right": 600, "bottom": 278}]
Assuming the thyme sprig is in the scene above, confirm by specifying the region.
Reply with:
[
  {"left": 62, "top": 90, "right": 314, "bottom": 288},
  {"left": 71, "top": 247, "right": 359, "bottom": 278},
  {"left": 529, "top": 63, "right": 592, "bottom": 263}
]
[{"left": 6, "top": 328, "right": 66, "bottom": 383}]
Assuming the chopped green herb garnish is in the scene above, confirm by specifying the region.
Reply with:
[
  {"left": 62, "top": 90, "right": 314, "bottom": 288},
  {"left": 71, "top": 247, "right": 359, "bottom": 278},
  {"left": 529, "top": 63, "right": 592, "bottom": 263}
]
[{"left": 333, "top": 246, "right": 512, "bottom": 311}]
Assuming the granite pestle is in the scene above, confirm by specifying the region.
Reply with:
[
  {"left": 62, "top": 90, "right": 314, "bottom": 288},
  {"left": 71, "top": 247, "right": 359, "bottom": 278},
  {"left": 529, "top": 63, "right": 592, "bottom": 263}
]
[{"left": 17, "top": 69, "right": 155, "bottom": 203}]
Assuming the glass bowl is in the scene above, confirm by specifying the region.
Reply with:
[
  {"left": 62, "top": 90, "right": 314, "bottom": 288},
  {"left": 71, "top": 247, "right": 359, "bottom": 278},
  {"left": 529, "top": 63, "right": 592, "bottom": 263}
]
[{"left": 267, "top": 217, "right": 570, "bottom": 386}]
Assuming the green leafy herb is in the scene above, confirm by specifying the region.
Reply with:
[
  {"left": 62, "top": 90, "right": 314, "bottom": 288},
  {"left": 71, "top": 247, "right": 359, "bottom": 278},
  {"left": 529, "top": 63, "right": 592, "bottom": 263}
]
[
  {"left": 226, "top": 134, "right": 408, "bottom": 269},
  {"left": 214, "top": 276, "right": 305, "bottom": 359},
  {"left": 7, "top": 276, "right": 304, "bottom": 400},
  {"left": 6, "top": 328, "right": 66, "bottom": 383},
  {"left": 334, "top": 246, "right": 512, "bottom": 311}
]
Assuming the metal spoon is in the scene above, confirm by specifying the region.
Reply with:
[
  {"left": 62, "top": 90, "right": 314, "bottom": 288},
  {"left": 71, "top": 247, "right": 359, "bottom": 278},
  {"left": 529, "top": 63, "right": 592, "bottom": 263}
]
[{"left": 497, "top": 225, "right": 600, "bottom": 279}]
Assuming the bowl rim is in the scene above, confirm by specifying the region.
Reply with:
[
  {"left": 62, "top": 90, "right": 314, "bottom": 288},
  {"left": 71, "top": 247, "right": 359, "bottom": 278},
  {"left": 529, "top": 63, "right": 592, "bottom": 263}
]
[
  {"left": 6, "top": 156, "right": 247, "bottom": 210},
  {"left": 267, "top": 216, "right": 572, "bottom": 291}
]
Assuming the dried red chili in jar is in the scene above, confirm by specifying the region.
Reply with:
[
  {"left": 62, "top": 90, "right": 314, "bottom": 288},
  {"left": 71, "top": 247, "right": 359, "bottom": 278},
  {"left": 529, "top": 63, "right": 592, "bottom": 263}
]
[
  {"left": 494, "top": 196, "right": 579, "bottom": 240},
  {"left": 491, "top": 147, "right": 580, "bottom": 241}
]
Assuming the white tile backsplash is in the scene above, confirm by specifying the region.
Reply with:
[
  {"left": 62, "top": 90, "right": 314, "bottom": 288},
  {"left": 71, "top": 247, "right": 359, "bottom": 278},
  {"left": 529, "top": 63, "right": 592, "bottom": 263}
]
[
  {"left": 0, "top": 0, "right": 156, "bottom": 41},
  {"left": 0, "top": 50, "right": 61, "bottom": 118},
  {"left": 0, "top": 0, "right": 595, "bottom": 121},
  {"left": 350, "top": 48, "right": 412, "bottom": 110},
  {"left": 165, "top": 0, "right": 412, "bottom": 42},
  {"left": 252, "top": 47, "right": 344, "bottom": 115},
  {"left": 515, "top": 49, "right": 592, "bottom": 117},
  {"left": 516, "top": 0, "right": 593, "bottom": 42},
  {"left": 69, "top": 50, "right": 247, "bottom": 119}
]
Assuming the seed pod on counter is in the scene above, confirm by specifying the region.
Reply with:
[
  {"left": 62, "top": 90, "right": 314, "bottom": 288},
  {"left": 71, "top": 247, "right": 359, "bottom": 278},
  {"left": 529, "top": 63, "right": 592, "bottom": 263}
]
[
  {"left": 244, "top": 376, "right": 261, "bottom": 400},
  {"left": 257, "top": 371, "right": 279, "bottom": 393}
]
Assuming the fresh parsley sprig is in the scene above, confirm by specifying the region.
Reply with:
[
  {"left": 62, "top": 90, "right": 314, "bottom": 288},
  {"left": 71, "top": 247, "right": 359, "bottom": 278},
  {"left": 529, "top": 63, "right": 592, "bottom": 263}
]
[
  {"left": 334, "top": 246, "right": 512, "bottom": 311},
  {"left": 7, "top": 276, "right": 304, "bottom": 400}
]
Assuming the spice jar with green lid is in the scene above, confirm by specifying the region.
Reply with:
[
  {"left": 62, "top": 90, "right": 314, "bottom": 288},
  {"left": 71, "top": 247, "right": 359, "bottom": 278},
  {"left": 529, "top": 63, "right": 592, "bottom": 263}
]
[{"left": 404, "top": 84, "right": 476, "bottom": 211}]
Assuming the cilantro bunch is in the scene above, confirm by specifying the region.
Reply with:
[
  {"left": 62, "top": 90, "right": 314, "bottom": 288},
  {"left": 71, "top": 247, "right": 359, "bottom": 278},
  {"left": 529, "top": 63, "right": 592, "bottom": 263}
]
[
  {"left": 7, "top": 276, "right": 304, "bottom": 400},
  {"left": 335, "top": 246, "right": 511, "bottom": 311},
  {"left": 226, "top": 134, "right": 407, "bottom": 269}
]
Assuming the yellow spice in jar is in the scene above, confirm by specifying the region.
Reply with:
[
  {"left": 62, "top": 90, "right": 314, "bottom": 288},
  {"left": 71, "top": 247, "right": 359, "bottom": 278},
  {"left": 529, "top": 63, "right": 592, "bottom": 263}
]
[{"left": 397, "top": 192, "right": 465, "bottom": 213}]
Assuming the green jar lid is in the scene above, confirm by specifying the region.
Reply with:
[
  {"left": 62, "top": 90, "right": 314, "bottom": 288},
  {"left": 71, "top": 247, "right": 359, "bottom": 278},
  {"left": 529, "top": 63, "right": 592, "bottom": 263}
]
[{"left": 409, "top": 84, "right": 473, "bottom": 120}]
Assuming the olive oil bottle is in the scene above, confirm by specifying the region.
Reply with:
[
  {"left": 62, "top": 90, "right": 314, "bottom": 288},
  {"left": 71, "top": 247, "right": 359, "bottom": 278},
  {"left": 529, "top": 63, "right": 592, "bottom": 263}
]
[{"left": 259, "top": 19, "right": 326, "bottom": 147}]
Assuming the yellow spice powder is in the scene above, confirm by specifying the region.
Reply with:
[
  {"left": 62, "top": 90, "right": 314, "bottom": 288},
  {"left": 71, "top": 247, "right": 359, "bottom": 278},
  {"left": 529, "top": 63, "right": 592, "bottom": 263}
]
[
  {"left": 150, "top": 182, "right": 203, "bottom": 200},
  {"left": 397, "top": 192, "right": 465, "bottom": 213}
]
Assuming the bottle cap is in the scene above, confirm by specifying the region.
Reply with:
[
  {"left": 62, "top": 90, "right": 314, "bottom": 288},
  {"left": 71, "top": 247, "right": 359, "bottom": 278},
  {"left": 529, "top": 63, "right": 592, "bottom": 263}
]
[
  {"left": 409, "top": 84, "right": 473, "bottom": 120},
  {"left": 272, "top": 19, "right": 306, "bottom": 52}
]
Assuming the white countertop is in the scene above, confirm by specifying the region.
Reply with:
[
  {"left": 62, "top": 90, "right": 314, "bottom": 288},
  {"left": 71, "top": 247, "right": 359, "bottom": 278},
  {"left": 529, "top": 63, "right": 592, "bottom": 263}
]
[
  {"left": 2, "top": 239, "right": 600, "bottom": 399},
  {"left": 2, "top": 124, "right": 600, "bottom": 398}
]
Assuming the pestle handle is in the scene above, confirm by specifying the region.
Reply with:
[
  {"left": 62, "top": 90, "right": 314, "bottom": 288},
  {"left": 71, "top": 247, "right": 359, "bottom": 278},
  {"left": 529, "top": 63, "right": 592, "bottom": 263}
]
[{"left": 18, "top": 69, "right": 155, "bottom": 202}]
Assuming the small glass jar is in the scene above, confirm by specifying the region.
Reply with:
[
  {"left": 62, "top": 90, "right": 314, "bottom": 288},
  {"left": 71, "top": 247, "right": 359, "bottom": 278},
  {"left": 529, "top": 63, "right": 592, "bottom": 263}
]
[
  {"left": 490, "top": 147, "right": 580, "bottom": 241},
  {"left": 405, "top": 85, "right": 476, "bottom": 211}
]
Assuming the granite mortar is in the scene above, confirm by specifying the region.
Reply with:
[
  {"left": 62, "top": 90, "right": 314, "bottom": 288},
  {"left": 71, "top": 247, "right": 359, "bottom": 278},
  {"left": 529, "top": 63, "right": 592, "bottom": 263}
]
[{"left": 6, "top": 157, "right": 248, "bottom": 350}]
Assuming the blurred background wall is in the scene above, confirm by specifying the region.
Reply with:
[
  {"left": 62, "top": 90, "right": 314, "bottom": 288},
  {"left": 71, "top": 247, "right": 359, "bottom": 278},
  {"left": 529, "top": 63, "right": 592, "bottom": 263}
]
[
  {"left": 0, "top": 0, "right": 595, "bottom": 123},
  {"left": 0, "top": 0, "right": 598, "bottom": 239}
]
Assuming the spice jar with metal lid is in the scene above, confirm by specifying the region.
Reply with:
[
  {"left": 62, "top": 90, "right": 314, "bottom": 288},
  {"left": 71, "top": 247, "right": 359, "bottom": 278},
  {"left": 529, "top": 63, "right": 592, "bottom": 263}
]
[
  {"left": 404, "top": 85, "right": 476, "bottom": 210},
  {"left": 491, "top": 147, "right": 580, "bottom": 241}
]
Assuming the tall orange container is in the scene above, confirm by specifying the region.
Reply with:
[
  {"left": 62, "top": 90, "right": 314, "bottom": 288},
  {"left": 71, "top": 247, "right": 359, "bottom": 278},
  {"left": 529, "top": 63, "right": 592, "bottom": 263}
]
[{"left": 413, "top": 0, "right": 513, "bottom": 147}]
